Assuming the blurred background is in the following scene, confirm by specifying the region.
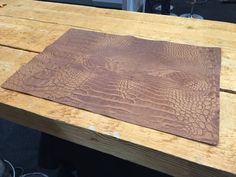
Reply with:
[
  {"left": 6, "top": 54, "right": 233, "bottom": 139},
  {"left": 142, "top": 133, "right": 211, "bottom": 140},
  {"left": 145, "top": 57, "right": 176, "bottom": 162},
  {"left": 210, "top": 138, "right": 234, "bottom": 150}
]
[{"left": 44, "top": 0, "right": 236, "bottom": 23}]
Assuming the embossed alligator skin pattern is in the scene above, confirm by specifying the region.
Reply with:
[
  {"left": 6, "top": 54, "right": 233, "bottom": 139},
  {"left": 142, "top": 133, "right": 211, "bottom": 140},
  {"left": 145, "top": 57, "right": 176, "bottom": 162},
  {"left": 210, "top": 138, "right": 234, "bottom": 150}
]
[{"left": 2, "top": 29, "right": 221, "bottom": 145}]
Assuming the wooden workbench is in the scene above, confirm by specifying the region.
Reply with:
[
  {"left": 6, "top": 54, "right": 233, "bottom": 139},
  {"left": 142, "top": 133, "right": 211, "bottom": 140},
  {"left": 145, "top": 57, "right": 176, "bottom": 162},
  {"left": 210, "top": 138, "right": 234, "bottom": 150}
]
[{"left": 0, "top": 0, "right": 235, "bottom": 176}]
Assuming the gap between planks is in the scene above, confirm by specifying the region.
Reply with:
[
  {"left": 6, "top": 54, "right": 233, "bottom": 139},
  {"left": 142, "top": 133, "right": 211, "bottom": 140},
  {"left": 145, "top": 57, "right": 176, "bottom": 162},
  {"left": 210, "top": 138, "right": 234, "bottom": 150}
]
[
  {"left": 0, "top": 43, "right": 235, "bottom": 95},
  {"left": 1, "top": 12, "right": 236, "bottom": 94}
]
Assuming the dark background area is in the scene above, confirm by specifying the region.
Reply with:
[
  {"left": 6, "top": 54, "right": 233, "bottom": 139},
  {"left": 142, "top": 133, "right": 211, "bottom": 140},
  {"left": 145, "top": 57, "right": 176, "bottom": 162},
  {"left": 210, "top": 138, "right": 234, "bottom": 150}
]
[
  {"left": 0, "top": 119, "right": 39, "bottom": 173},
  {"left": 0, "top": 0, "right": 235, "bottom": 176},
  {"left": 44, "top": 0, "right": 236, "bottom": 23},
  {"left": 155, "top": 0, "right": 236, "bottom": 23}
]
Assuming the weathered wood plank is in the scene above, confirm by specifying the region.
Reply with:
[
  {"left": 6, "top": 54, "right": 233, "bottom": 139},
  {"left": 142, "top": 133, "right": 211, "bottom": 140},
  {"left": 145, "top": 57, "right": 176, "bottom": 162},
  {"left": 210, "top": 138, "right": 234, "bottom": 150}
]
[
  {"left": 0, "top": 0, "right": 236, "bottom": 176},
  {"left": 0, "top": 46, "right": 235, "bottom": 176},
  {"left": 0, "top": 16, "right": 235, "bottom": 92},
  {"left": 0, "top": 1, "right": 236, "bottom": 50}
]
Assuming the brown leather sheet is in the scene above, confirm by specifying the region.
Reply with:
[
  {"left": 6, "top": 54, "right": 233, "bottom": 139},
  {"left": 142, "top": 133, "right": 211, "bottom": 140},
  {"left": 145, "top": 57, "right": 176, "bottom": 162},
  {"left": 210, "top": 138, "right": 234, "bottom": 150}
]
[{"left": 2, "top": 29, "right": 221, "bottom": 145}]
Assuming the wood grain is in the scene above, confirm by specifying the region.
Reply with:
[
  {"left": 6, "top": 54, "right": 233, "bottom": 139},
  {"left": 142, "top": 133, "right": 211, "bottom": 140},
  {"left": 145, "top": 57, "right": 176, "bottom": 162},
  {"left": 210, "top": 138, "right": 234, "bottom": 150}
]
[
  {"left": 0, "top": 0, "right": 235, "bottom": 176},
  {"left": 0, "top": 1, "right": 235, "bottom": 91},
  {"left": 0, "top": 46, "right": 235, "bottom": 177},
  {"left": 2, "top": 29, "right": 221, "bottom": 145}
]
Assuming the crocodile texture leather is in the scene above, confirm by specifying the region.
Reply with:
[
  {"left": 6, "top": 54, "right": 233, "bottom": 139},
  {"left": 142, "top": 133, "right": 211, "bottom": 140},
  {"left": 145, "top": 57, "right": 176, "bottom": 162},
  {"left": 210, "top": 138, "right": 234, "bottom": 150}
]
[{"left": 2, "top": 29, "right": 221, "bottom": 145}]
